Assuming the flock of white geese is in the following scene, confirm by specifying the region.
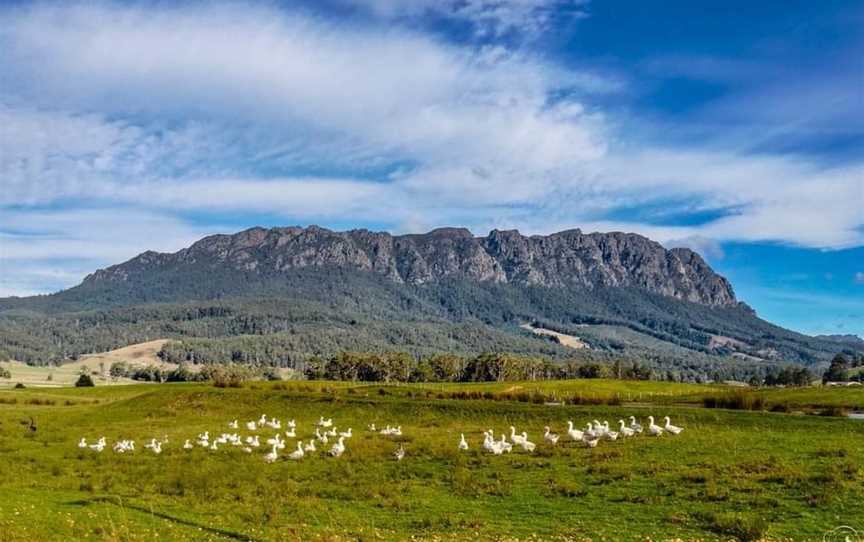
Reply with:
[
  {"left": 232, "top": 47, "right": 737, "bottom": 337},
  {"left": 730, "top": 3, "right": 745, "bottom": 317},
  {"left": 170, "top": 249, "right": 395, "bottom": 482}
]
[{"left": 77, "top": 414, "right": 683, "bottom": 462}]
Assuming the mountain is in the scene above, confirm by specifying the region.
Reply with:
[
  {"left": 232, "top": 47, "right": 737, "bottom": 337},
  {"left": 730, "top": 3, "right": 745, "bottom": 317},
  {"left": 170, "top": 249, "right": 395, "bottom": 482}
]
[
  {"left": 83, "top": 226, "right": 739, "bottom": 307},
  {"left": 1, "top": 226, "right": 859, "bottom": 378}
]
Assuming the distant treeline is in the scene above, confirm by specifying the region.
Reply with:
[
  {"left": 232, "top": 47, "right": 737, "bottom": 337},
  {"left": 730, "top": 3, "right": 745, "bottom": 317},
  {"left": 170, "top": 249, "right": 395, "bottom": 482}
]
[
  {"left": 101, "top": 351, "right": 827, "bottom": 387},
  {"left": 107, "top": 361, "right": 281, "bottom": 385},
  {"left": 301, "top": 352, "right": 642, "bottom": 383}
]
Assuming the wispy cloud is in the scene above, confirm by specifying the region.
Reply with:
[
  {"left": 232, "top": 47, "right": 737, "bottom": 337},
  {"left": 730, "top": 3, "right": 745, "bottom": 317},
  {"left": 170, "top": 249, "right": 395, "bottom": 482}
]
[
  {"left": 335, "top": 0, "right": 590, "bottom": 41},
  {"left": 0, "top": 1, "right": 862, "bottom": 298}
]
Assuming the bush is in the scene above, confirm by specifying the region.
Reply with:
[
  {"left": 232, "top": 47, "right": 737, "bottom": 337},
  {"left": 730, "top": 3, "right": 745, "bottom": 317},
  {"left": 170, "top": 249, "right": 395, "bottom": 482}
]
[
  {"left": 75, "top": 373, "right": 95, "bottom": 387},
  {"left": 202, "top": 364, "right": 255, "bottom": 388},
  {"left": 0, "top": 366, "right": 10, "bottom": 379},
  {"left": 14, "top": 382, "right": 25, "bottom": 389},
  {"left": 109, "top": 361, "right": 130, "bottom": 379},
  {"left": 130, "top": 366, "right": 164, "bottom": 382}
]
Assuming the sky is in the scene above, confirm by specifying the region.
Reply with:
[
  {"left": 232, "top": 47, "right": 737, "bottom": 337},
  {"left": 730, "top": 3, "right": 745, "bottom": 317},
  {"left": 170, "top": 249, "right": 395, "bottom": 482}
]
[{"left": 0, "top": 0, "right": 862, "bottom": 337}]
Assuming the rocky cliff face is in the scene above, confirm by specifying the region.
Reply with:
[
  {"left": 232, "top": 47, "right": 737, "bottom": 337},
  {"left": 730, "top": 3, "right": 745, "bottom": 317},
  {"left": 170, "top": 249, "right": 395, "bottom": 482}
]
[{"left": 85, "top": 225, "right": 739, "bottom": 307}]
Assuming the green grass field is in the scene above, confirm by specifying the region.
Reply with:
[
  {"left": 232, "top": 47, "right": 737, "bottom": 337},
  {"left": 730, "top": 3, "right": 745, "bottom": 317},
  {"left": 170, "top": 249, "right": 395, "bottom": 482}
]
[{"left": 1, "top": 381, "right": 863, "bottom": 541}]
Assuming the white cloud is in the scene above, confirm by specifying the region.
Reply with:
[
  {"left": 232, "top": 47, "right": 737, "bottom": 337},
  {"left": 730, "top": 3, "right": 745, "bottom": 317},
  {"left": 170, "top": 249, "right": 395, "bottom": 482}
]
[
  {"left": 0, "top": 1, "right": 862, "bottom": 296},
  {"left": 0, "top": 2, "right": 609, "bottom": 208},
  {"left": 0, "top": 208, "right": 219, "bottom": 296},
  {"left": 855, "top": 272, "right": 864, "bottom": 285}
]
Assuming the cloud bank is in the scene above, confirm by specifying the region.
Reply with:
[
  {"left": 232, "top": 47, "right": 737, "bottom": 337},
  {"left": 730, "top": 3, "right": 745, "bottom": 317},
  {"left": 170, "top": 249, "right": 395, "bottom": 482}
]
[{"left": 1, "top": 1, "right": 862, "bottom": 297}]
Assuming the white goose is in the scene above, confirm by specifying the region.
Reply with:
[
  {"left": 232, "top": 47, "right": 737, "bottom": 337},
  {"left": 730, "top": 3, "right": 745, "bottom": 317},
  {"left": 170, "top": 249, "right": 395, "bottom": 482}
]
[
  {"left": 566, "top": 421, "right": 584, "bottom": 441},
  {"left": 519, "top": 434, "right": 536, "bottom": 452},
  {"left": 228, "top": 420, "right": 238, "bottom": 429},
  {"left": 663, "top": 417, "right": 684, "bottom": 435},
  {"left": 482, "top": 431, "right": 495, "bottom": 452},
  {"left": 510, "top": 426, "right": 526, "bottom": 445},
  {"left": 393, "top": 444, "right": 405, "bottom": 461},
  {"left": 339, "top": 428, "right": 353, "bottom": 438},
  {"left": 647, "top": 416, "right": 664, "bottom": 437},
  {"left": 78, "top": 438, "right": 88, "bottom": 449},
  {"left": 484, "top": 432, "right": 503, "bottom": 455},
  {"left": 89, "top": 437, "right": 107, "bottom": 452},
  {"left": 246, "top": 421, "right": 257, "bottom": 431},
  {"left": 629, "top": 416, "right": 643, "bottom": 434},
  {"left": 543, "top": 426, "right": 559, "bottom": 445},
  {"left": 458, "top": 433, "right": 469, "bottom": 451},
  {"left": 263, "top": 445, "right": 278, "bottom": 463},
  {"left": 602, "top": 422, "right": 619, "bottom": 441},
  {"left": 318, "top": 417, "right": 333, "bottom": 428},
  {"left": 284, "top": 428, "right": 296, "bottom": 438},
  {"left": 498, "top": 434, "right": 513, "bottom": 453},
  {"left": 113, "top": 440, "right": 134, "bottom": 453},
  {"left": 288, "top": 442, "right": 304, "bottom": 460},
  {"left": 183, "top": 439, "right": 194, "bottom": 449},
  {"left": 618, "top": 420, "right": 635, "bottom": 438},
  {"left": 329, "top": 436, "right": 346, "bottom": 457},
  {"left": 146, "top": 440, "right": 163, "bottom": 454},
  {"left": 583, "top": 435, "right": 599, "bottom": 448},
  {"left": 303, "top": 440, "right": 317, "bottom": 453},
  {"left": 266, "top": 434, "right": 284, "bottom": 448}
]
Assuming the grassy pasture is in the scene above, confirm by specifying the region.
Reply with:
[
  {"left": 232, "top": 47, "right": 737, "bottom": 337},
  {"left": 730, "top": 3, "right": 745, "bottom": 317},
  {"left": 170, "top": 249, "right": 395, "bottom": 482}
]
[{"left": 1, "top": 381, "right": 863, "bottom": 541}]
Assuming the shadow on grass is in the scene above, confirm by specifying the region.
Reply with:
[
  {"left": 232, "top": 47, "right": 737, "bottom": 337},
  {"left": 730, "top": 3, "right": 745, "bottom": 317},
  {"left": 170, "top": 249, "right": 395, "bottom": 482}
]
[{"left": 65, "top": 496, "right": 260, "bottom": 541}]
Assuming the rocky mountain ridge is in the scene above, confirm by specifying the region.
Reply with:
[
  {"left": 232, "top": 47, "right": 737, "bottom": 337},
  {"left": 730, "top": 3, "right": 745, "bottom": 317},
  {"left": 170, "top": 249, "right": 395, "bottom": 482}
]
[{"left": 85, "top": 226, "right": 740, "bottom": 308}]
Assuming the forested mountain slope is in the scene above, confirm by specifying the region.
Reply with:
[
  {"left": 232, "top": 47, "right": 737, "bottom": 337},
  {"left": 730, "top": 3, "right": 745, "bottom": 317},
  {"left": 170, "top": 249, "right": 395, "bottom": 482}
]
[{"left": 1, "top": 227, "right": 859, "bottom": 377}]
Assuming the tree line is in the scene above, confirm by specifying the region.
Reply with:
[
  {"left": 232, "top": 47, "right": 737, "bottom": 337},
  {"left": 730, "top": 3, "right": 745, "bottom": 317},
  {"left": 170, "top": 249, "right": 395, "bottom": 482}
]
[{"left": 301, "top": 351, "right": 722, "bottom": 384}]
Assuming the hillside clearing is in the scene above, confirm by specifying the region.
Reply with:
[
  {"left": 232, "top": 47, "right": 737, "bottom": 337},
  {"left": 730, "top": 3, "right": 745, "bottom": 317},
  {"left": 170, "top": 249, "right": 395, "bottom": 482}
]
[
  {"left": 520, "top": 324, "right": 589, "bottom": 349},
  {"left": 0, "top": 340, "right": 176, "bottom": 388}
]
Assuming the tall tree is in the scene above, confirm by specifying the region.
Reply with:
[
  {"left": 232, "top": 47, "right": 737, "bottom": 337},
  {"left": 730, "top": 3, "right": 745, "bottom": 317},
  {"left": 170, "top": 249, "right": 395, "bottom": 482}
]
[{"left": 823, "top": 354, "right": 850, "bottom": 383}]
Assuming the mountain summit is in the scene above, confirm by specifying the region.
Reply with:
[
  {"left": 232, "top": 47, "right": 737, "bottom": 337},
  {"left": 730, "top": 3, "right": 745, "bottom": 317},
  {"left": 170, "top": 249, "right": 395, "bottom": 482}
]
[{"left": 86, "top": 226, "right": 739, "bottom": 308}]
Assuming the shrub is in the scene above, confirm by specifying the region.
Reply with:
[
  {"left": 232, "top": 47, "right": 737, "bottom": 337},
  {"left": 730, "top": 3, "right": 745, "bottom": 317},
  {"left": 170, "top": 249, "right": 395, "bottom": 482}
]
[
  {"left": 202, "top": 364, "right": 254, "bottom": 388},
  {"left": 75, "top": 373, "right": 95, "bottom": 387},
  {"left": 0, "top": 366, "right": 10, "bottom": 379},
  {"left": 14, "top": 382, "right": 25, "bottom": 389},
  {"left": 109, "top": 361, "right": 130, "bottom": 379}
]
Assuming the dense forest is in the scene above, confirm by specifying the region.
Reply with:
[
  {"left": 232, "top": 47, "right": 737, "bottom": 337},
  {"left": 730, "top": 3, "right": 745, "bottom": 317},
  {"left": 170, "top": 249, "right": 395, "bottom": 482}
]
[{"left": 1, "top": 266, "right": 861, "bottom": 384}]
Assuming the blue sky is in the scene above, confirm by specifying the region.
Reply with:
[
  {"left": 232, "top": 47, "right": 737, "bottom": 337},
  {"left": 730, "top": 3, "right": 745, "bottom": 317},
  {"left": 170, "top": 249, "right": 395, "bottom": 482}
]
[{"left": 0, "top": 0, "right": 862, "bottom": 337}]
